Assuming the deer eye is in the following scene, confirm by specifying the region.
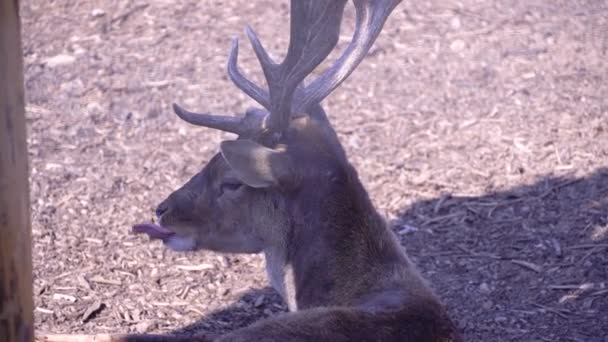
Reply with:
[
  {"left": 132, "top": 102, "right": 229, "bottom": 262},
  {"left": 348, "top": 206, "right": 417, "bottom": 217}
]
[{"left": 220, "top": 180, "right": 243, "bottom": 194}]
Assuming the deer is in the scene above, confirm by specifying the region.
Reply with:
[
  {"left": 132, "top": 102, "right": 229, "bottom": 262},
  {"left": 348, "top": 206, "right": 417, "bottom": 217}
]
[{"left": 41, "top": 1, "right": 461, "bottom": 341}]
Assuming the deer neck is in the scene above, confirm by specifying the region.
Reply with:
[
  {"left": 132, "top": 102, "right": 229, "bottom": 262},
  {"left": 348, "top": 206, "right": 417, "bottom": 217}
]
[{"left": 264, "top": 167, "right": 409, "bottom": 311}]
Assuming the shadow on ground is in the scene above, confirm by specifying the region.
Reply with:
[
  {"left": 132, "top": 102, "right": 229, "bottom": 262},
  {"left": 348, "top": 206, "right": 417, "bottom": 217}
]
[
  {"left": 151, "top": 168, "right": 608, "bottom": 341},
  {"left": 167, "top": 287, "right": 284, "bottom": 339},
  {"left": 395, "top": 167, "right": 608, "bottom": 341}
]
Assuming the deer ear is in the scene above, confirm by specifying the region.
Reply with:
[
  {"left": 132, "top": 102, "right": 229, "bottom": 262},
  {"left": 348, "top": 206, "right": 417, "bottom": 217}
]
[{"left": 220, "top": 140, "right": 294, "bottom": 188}]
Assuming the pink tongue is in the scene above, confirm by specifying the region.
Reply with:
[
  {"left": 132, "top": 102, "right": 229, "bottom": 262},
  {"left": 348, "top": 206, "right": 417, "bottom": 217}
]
[{"left": 133, "top": 223, "right": 175, "bottom": 241}]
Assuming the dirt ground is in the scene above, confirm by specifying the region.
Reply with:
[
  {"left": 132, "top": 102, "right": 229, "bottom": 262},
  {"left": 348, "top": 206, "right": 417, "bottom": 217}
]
[{"left": 21, "top": 0, "right": 608, "bottom": 341}]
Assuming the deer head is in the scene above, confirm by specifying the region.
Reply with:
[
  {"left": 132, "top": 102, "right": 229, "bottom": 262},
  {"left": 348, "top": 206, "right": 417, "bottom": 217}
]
[{"left": 133, "top": 0, "right": 401, "bottom": 253}]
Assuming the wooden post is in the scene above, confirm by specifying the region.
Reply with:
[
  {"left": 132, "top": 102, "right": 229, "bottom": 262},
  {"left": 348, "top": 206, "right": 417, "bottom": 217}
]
[{"left": 0, "top": 0, "right": 35, "bottom": 341}]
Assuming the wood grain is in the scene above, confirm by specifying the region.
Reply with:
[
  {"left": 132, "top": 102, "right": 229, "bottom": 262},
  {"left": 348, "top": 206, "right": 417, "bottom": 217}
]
[{"left": 0, "top": 0, "right": 34, "bottom": 341}]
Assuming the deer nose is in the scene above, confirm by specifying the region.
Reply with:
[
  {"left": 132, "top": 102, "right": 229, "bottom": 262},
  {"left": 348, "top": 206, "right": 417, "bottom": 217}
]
[{"left": 155, "top": 202, "right": 169, "bottom": 219}]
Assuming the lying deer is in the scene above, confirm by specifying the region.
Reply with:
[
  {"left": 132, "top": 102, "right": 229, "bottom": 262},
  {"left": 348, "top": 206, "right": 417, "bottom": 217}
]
[{"left": 42, "top": 1, "right": 461, "bottom": 341}]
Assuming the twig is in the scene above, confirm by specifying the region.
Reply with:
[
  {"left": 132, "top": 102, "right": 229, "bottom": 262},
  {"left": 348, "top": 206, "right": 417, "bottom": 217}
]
[
  {"left": 446, "top": 19, "right": 507, "bottom": 38},
  {"left": 531, "top": 303, "right": 571, "bottom": 319},
  {"left": 39, "top": 334, "right": 126, "bottom": 342},
  {"left": 82, "top": 300, "right": 104, "bottom": 323},
  {"left": 141, "top": 80, "right": 176, "bottom": 88},
  {"left": 548, "top": 284, "right": 591, "bottom": 290},
  {"left": 511, "top": 259, "right": 542, "bottom": 273},
  {"left": 416, "top": 251, "right": 462, "bottom": 257},
  {"left": 38, "top": 334, "right": 211, "bottom": 342},
  {"left": 35, "top": 307, "right": 54, "bottom": 315},
  {"left": 566, "top": 243, "right": 608, "bottom": 250},
  {"left": 455, "top": 245, "right": 503, "bottom": 260},
  {"left": 175, "top": 263, "right": 214, "bottom": 271},
  {"left": 591, "top": 289, "right": 608, "bottom": 297},
  {"left": 537, "top": 179, "right": 582, "bottom": 200},
  {"left": 150, "top": 301, "right": 189, "bottom": 307},
  {"left": 110, "top": 4, "right": 150, "bottom": 25},
  {"left": 89, "top": 276, "right": 122, "bottom": 286},
  {"left": 578, "top": 246, "right": 607, "bottom": 264},
  {"left": 433, "top": 193, "right": 451, "bottom": 214},
  {"left": 422, "top": 211, "right": 465, "bottom": 225},
  {"left": 463, "top": 203, "right": 482, "bottom": 216}
]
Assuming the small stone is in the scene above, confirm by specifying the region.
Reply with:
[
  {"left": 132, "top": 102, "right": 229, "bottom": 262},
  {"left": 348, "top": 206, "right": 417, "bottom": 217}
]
[
  {"left": 494, "top": 316, "right": 508, "bottom": 323},
  {"left": 482, "top": 301, "right": 493, "bottom": 310},
  {"left": 81, "top": 300, "right": 104, "bottom": 323},
  {"left": 131, "top": 309, "right": 141, "bottom": 322},
  {"left": 398, "top": 224, "right": 418, "bottom": 235},
  {"left": 450, "top": 16, "right": 461, "bottom": 30},
  {"left": 134, "top": 320, "right": 156, "bottom": 334},
  {"left": 457, "top": 318, "right": 468, "bottom": 330},
  {"left": 220, "top": 256, "right": 231, "bottom": 268},
  {"left": 450, "top": 39, "right": 466, "bottom": 52},
  {"left": 52, "top": 293, "right": 77, "bottom": 303},
  {"left": 44, "top": 54, "right": 76, "bottom": 68},
  {"left": 91, "top": 8, "right": 106, "bottom": 17},
  {"left": 254, "top": 295, "right": 265, "bottom": 308},
  {"left": 86, "top": 102, "right": 104, "bottom": 115},
  {"left": 549, "top": 238, "right": 562, "bottom": 257},
  {"left": 479, "top": 282, "right": 491, "bottom": 294},
  {"left": 60, "top": 79, "right": 86, "bottom": 97},
  {"left": 522, "top": 72, "right": 536, "bottom": 79},
  {"left": 73, "top": 47, "right": 87, "bottom": 56},
  {"left": 147, "top": 108, "right": 160, "bottom": 119},
  {"left": 582, "top": 298, "right": 594, "bottom": 309}
]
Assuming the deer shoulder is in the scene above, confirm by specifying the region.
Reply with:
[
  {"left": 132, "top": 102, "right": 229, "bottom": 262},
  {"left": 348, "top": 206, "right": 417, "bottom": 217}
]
[{"left": 132, "top": 0, "right": 462, "bottom": 341}]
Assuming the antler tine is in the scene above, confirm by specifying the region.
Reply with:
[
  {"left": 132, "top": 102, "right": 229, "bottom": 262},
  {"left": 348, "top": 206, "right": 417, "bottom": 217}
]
[
  {"left": 293, "top": 0, "right": 402, "bottom": 114},
  {"left": 172, "top": 38, "right": 271, "bottom": 136},
  {"left": 227, "top": 38, "right": 271, "bottom": 109},
  {"left": 245, "top": 25, "right": 277, "bottom": 91},
  {"left": 172, "top": 103, "right": 266, "bottom": 136}
]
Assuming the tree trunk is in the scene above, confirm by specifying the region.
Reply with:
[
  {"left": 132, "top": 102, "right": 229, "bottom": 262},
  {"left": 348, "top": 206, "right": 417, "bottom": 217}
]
[{"left": 0, "top": 0, "right": 34, "bottom": 341}]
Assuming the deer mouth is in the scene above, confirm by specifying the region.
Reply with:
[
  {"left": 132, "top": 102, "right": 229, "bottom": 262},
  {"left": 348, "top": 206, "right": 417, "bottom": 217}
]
[
  {"left": 133, "top": 222, "right": 175, "bottom": 241},
  {"left": 133, "top": 222, "right": 197, "bottom": 251}
]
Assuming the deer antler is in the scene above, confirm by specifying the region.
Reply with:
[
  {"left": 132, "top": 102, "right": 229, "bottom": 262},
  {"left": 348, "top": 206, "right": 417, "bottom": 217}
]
[
  {"left": 292, "top": 0, "right": 401, "bottom": 114},
  {"left": 172, "top": 104, "right": 267, "bottom": 137},
  {"left": 174, "top": 0, "right": 400, "bottom": 136}
]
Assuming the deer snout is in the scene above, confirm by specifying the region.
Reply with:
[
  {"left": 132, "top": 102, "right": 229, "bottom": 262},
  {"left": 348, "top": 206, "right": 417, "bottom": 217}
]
[
  {"left": 155, "top": 190, "right": 197, "bottom": 224},
  {"left": 155, "top": 202, "right": 169, "bottom": 219}
]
